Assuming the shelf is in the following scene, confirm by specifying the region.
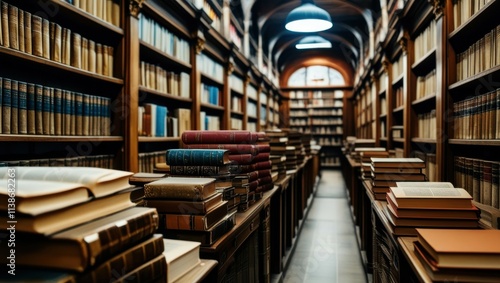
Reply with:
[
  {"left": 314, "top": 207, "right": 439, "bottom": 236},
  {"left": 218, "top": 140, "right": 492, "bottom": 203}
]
[
  {"left": 448, "top": 139, "right": 500, "bottom": 146},
  {"left": 392, "top": 106, "right": 404, "bottom": 113},
  {"left": 200, "top": 72, "right": 224, "bottom": 87},
  {"left": 307, "top": 105, "right": 343, "bottom": 109},
  {"left": 448, "top": 65, "right": 500, "bottom": 95},
  {"left": 139, "top": 86, "right": 192, "bottom": 103},
  {"left": 138, "top": 137, "right": 180, "bottom": 142},
  {"left": 411, "top": 93, "right": 436, "bottom": 110},
  {"left": 380, "top": 137, "right": 388, "bottom": 142},
  {"left": 448, "top": 0, "right": 500, "bottom": 52},
  {"left": 231, "top": 89, "right": 244, "bottom": 97},
  {"left": 312, "top": 133, "right": 343, "bottom": 136},
  {"left": 379, "top": 113, "right": 387, "bottom": 119},
  {"left": 411, "top": 48, "right": 436, "bottom": 76},
  {"left": 231, "top": 110, "right": 244, "bottom": 116},
  {"left": 411, "top": 138, "right": 436, "bottom": 144},
  {"left": 201, "top": 103, "right": 225, "bottom": 112},
  {"left": 0, "top": 135, "right": 123, "bottom": 142},
  {"left": 393, "top": 138, "right": 404, "bottom": 143},
  {"left": 140, "top": 40, "right": 191, "bottom": 72},
  {"left": 391, "top": 74, "right": 404, "bottom": 86},
  {"left": 379, "top": 89, "right": 387, "bottom": 96},
  {"left": 247, "top": 115, "right": 258, "bottom": 120}
]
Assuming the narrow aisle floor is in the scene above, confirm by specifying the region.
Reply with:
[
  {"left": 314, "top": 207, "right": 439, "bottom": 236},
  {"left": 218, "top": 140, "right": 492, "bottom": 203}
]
[{"left": 283, "top": 170, "right": 366, "bottom": 283}]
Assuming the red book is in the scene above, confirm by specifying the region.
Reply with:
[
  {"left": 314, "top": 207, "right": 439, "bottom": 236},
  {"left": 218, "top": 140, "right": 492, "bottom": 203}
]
[
  {"left": 258, "top": 175, "right": 273, "bottom": 186},
  {"left": 182, "top": 130, "right": 261, "bottom": 144},
  {"left": 252, "top": 152, "right": 270, "bottom": 163},
  {"left": 185, "top": 144, "right": 259, "bottom": 155},
  {"left": 229, "top": 154, "right": 256, "bottom": 165},
  {"left": 256, "top": 183, "right": 274, "bottom": 193},
  {"left": 256, "top": 169, "right": 272, "bottom": 178},
  {"left": 254, "top": 161, "right": 272, "bottom": 170},
  {"left": 256, "top": 144, "right": 271, "bottom": 153}
]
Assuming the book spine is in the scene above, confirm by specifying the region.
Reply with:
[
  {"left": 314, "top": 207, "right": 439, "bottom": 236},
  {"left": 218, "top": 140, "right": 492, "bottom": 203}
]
[
  {"left": 71, "top": 33, "right": 82, "bottom": 68},
  {"left": 41, "top": 18, "right": 50, "bottom": 59},
  {"left": 483, "top": 161, "right": 492, "bottom": 206},
  {"left": 18, "top": 6, "right": 24, "bottom": 52},
  {"left": 54, "top": 88, "right": 62, "bottom": 135},
  {"left": 75, "top": 93, "right": 83, "bottom": 135},
  {"left": 181, "top": 131, "right": 258, "bottom": 144},
  {"left": 32, "top": 14, "right": 42, "bottom": 57},
  {"left": 166, "top": 149, "right": 227, "bottom": 166},
  {"left": 26, "top": 83, "right": 35, "bottom": 134},
  {"left": 170, "top": 165, "right": 223, "bottom": 176},
  {"left": 34, "top": 84, "right": 43, "bottom": 135},
  {"left": 10, "top": 80, "right": 18, "bottom": 134},
  {"left": 1, "top": 1, "right": 9, "bottom": 48},
  {"left": 18, "top": 81, "right": 27, "bottom": 134},
  {"left": 2, "top": 78, "right": 11, "bottom": 134},
  {"left": 42, "top": 86, "right": 51, "bottom": 135},
  {"left": 63, "top": 90, "right": 71, "bottom": 135},
  {"left": 51, "top": 22, "right": 62, "bottom": 63},
  {"left": 144, "top": 184, "right": 205, "bottom": 200},
  {"left": 24, "top": 11, "right": 31, "bottom": 54},
  {"left": 8, "top": 4, "right": 18, "bottom": 50}
]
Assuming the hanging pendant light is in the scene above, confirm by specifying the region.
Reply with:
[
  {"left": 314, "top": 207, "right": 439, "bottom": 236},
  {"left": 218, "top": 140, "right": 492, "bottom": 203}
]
[
  {"left": 285, "top": 0, "right": 333, "bottom": 33},
  {"left": 296, "top": 36, "right": 332, "bottom": 49}
]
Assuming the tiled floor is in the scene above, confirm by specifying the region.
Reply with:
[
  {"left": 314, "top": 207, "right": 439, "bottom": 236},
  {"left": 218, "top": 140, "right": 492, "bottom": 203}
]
[{"left": 283, "top": 170, "right": 367, "bottom": 283}]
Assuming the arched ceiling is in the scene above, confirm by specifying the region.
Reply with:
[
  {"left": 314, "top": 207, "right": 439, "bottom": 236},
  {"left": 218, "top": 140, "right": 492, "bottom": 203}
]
[{"left": 246, "top": 0, "right": 382, "bottom": 82}]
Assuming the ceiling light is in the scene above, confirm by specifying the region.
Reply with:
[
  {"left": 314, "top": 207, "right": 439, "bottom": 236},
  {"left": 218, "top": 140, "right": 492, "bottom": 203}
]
[
  {"left": 285, "top": 0, "right": 333, "bottom": 33},
  {"left": 296, "top": 36, "right": 332, "bottom": 49}
]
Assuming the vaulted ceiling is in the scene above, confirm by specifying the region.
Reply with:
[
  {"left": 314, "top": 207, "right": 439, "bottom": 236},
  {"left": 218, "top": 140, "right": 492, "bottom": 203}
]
[{"left": 231, "top": 0, "right": 382, "bottom": 83}]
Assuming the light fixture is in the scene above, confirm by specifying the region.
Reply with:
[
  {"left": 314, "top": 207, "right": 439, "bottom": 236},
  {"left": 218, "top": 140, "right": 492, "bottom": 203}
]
[
  {"left": 296, "top": 36, "right": 332, "bottom": 49},
  {"left": 285, "top": 0, "right": 333, "bottom": 33}
]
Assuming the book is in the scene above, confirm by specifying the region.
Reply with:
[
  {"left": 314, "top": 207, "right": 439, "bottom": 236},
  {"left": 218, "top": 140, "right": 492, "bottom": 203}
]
[
  {"left": 8, "top": 3, "right": 18, "bottom": 50},
  {"left": 0, "top": 233, "right": 165, "bottom": 283},
  {"left": 0, "top": 207, "right": 159, "bottom": 271},
  {"left": 385, "top": 204, "right": 478, "bottom": 228},
  {"left": 182, "top": 130, "right": 261, "bottom": 144},
  {"left": 10, "top": 80, "right": 18, "bottom": 134},
  {"left": 371, "top": 157, "right": 425, "bottom": 168},
  {"left": 41, "top": 18, "right": 50, "bottom": 59},
  {"left": 388, "top": 186, "right": 473, "bottom": 209},
  {"left": 166, "top": 149, "right": 230, "bottom": 166},
  {"left": 161, "top": 200, "right": 228, "bottom": 231},
  {"left": 1, "top": 1, "right": 8, "bottom": 48},
  {"left": 128, "top": 172, "right": 167, "bottom": 186},
  {"left": 162, "top": 238, "right": 201, "bottom": 283},
  {"left": 144, "top": 177, "right": 216, "bottom": 200},
  {"left": 370, "top": 164, "right": 422, "bottom": 174},
  {"left": 170, "top": 164, "right": 232, "bottom": 176},
  {"left": 2, "top": 78, "right": 11, "bottom": 134},
  {"left": 416, "top": 228, "right": 500, "bottom": 269},
  {"left": 143, "top": 192, "right": 223, "bottom": 214},
  {"left": 371, "top": 173, "right": 427, "bottom": 181},
  {"left": 395, "top": 181, "right": 455, "bottom": 188}
]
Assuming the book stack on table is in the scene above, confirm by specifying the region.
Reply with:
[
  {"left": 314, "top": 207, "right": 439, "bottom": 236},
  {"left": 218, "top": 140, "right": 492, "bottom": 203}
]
[
  {"left": 144, "top": 176, "right": 236, "bottom": 247},
  {"left": 412, "top": 228, "right": 500, "bottom": 282},
  {"left": 265, "top": 129, "right": 289, "bottom": 182},
  {"left": 370, "top": 157, "right": 427, "bottom": 200},
  {"left": 385, "top": 182, "right": 480, "bottom": 236},
  {"left": 181, "top": 130, "right": 273, "bottom": 212},
  {"left": 0, "top": 167, "right": 166, "bottom": 282},
  {"left": 352, "top": 147, "right": 388, "bottom": 179}
]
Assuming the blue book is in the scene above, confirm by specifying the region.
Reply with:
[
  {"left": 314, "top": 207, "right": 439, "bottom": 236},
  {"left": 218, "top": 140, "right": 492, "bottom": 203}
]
[
  {"left": 155, "top": 105, "right": 166, "bottom": 137},
  {"left": 27, "top": 83, "right": 35, "bottom": 134},
  {"left": 166, "top": 149, "right": 230, "bottom": 166},
  {"left": 42, "top": 87, "right": 51, "bottom": 135},
  {"left": 10, "top": 80, "right": 19, "bottom": 134},
  {"left": 2, "top": 79, "right": 11, "bottom": 134},
  {"left": 18, "top": 81, "right": 27, "bottom": 134},
  {"left": 54, "top": 89, "right": 63, "bottom": 135},
  {"left": 35, "top": 85, "right": 43, "bottom": 135}
]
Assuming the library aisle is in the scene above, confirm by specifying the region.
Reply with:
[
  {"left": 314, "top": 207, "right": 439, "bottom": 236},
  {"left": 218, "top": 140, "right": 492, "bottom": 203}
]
[{"left": 283, "top": 170, "right": 366, "bottom": 283}]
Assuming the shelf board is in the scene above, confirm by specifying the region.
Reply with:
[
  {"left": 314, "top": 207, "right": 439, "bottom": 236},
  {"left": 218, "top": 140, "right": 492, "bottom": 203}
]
[
  {"left": 448, "top": 139, "right": 500, "bottom": 146},
  {"left": 231, "top": 89, "right": 244, "bottom": 97},
  {"left": 140, "top": 40, "right": 191, "bottom": 72},
  {"left": 379, "top": 89, "right": 387, "bottom": 96},
  {"left": 313, "top": 133, "right": 343, "bottom": 136},
  {"left": 393, "top": 138, "right": 405, "bottom": 143},
  {"left": 201, "top": 103, "right": 225, "bottom": 112},
  {"left": 138, "top": 137, "right": 180, "bottom": 142},
  {"left": 200, "top": 72, "right": 224, "bottom": 87},
  {"left": 411, "top": 93, "right": 436, "bottom": 107},
  {"left": 392, "top": 105, "right": 404, "bottom": 113},
  {"left": 411, "top": 48, "right": 436, "bottom": 76},
  {"left": 411, "top": 138, "right": 437, "bottom": 144},
  {"left": 309, "top": 114, "right": 343, "bottom": 117},
  {"left": 248, "top": 96, "right": 258, "bottom": 103},
  {"left": 0, "top": 135, "right": 123, "bottom": 142},
  {"left": 448, "top": 65, "right": 500, "bottom": 95},
  {"left": 139, "top": 86, "right": 192, "bottom": 103},
  {"left": 379, "top": 113, "right": 387, "bottom": 119},
  {"left": 380, "top": 137, "right": 388, "bottom": 141},
  {"left": 448, "top": 0, "right": 500, "bottom": 52},
  {"left": 231, "top": 110, "right": 244, "bottom": 116},
  {"left": 392, "top": 73, "right": 404, "bottom": 86},
  {"left": 247, "top": 115, "right": 258, "bottom": 120}
]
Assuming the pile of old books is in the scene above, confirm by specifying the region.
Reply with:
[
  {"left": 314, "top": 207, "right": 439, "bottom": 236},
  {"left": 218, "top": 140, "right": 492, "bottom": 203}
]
[
  {"left": 370, "top": 157, "right": 427, "bottom": 200},
  {"left": 413, "top": 228, "right": 500, "bottom": 282},
  {"left": 181, "top": 130, "right": 273, "bottom": 211},
  {"left": 351, "top": 147, "right": 388, "bottom": 179},
  {"left": 265, "top": 129, "right": 289, "bottom": 181},
  {"left": 144, "top": 176, "right": 236, "bottom": 247},
  {"left": 0, "top": 167, "right": 166, "bottom": 282},
  {"left": 385, "top": 182, "right": 480, "bottom": 236}
]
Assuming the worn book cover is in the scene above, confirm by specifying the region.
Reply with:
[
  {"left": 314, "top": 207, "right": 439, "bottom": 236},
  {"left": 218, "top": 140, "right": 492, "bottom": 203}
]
[
  {"left": 144, "top": 192, "right": 223, "bottom": 215},
  {"left": 144, "top": 177, "right": 217, "bottom": 200},
  {"left": 163, "top": 238, "right": 201, "bottom": 283},
  {"left": 182, "top": 130, "right": 261, "bottom": 144},
  {"left": 161, "top": 200, "right": 228, "bottom": 231},
  {"left": 166, "top": 149, "right": 230, "bottom": 166}
]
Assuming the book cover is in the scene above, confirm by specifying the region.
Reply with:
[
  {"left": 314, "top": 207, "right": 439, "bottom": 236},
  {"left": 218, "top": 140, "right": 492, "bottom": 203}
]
[
  {"left": 2, "top": 78, "right": 11, "bottom": 134},
  {"left": 1, "top": 2, "right": 9, "bottom": 48},
  {"left": 166, "top": 149, "right": 230, "bottom": 166},
  {"left": 10, "top": 80, "right": 18, "bottom": 134},
  {"left": 0, "top": 206, "right": 159, "bottom": 271},
  {"left": 143, "top": 192, "right": 222, "bottom": 214},
  {"left": 161, "top": 200, "right": 228, "bottom": 231},
  {"left": 17, "top": 81, "right": 27, "bottom": 134},
  {"left": 169, "top": 164, "right": 232, "bottom": 176},
  {"left": 144, "top": 177, "right": 216, "bottom": 200},
  {"left": 371, "top": 157, "right": 425, "bottom": 168},
  {"left": 385, "top": 204, "right": 478, "bottom": 228},
  {"left": 24, "top": 10, "right": 31, "bottom": 54},
  {"left": 18, "top": 6, "right": 24, "bottom": 52},
  {"left": 416, "top": 228, "right": 500, "bottom": 269},
  {"left": 389, "top": 187, "right": 473, "bottom": 209},
  {"left": 8, "top": 4, "right": 18, "bottom": 50},
  {"left": 162, "top": 238, "right": 201, "bottom": 283},
  {"left": 182, "top": 130, "right": 261, "bottom": 144},
  {"left": 185, "top": 143, "right": 259, "bottom": 155}
]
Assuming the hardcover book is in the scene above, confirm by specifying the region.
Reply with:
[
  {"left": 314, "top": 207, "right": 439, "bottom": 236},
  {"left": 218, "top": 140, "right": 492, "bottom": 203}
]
[
  {"left": 182, "top": 130, "right": 261, "bottom": 144},
  {"left": 371, "top": 157, "right": 425, "bottom": 168},
  {"left": 162, "top": 238, "right": 201, "bottom": 283},
  {"left": 166, "top": 149, "right": 230, "bottom": 166},
  {"left": 161, "top": 200, "right": 228, "bottom": 231},
  {"left": 144, "top": 177, "right": 216, "bottom": 201},
  {"left": 143, "top": 192, "right": 223, "bottom": 214},
  {"left": 185, "top": 143, "right": 259, "bottom": 155},
  {"left": 169, "top": 164, "right": 232, "bottom": 176},
  {"left": 388, "top": 186, "right": 473, "bottom": 209}
]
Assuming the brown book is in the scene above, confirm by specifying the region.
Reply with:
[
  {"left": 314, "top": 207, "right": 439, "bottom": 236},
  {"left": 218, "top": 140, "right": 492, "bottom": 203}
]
[
  {"left": 81, "top": 37, "right": 88, "bottom": 70},
  {"left": 71, "top": 32, "right": 82, "bottom": 68},
  {"left": 102, "top": 44, "right": 109, "bottom": 76},
  {"left": 31, "top": 15, "right": 43, "bottom": 57},
  {"left": 182, "top": 130, "right": 262, "bottom": 144},
  {"left": 18, "top": 7, "right": 24, "bottom": 52},
  {"left": 75, "top": 92, "right": 83, "bottom": 135},
  {"left": 129, "top": 172, "right": 167, "bottom": 186},
  {"left": 34, "top": 84, "right": 43, "bottom": 134},
  {"left": 388, "top": 186, "right": 473, "bottom": 209},
  {"left": 0, "top": 207, "right": 159, "bottom": 271},
  {"left": 111, "top": 0, "right": 120, "bottom": 26},
  {"left": 10, "top": 80, "right": 18, "bottom": 134},
  {"left": 42, "top": 86, "right": 51, "bottom": 135},
  {"left": 49, "top": 87, "right": 54, "bottom": 135},
  {"left": 386, "top": 205, "right": 478, "bottom": 228},
  {"left": 8, "top": 4, "right": 18, "bottom": 50},
  {"left": 162, "top": 200, "right": 228, "bottom": 231},
  {"left": 70, "top": 91, "right": 76, "bottom": 135},
  {"left": 61, "top": 27, "right": 70, "bottom": 65},
  {"left": 372, "top": 173, "right": 426, "bottom": 181},
  {"left": 1, "top": 1, "right": 8, "bottom": 48},
  {"left": 416, "top": 228, "right": 500, "bottom": 269},
  {"left": 144, "top": 177, "right": 217, "bottom": 200},
  {"left": 41, "top": 18, "right": 50, "bottom": 59},
  {"left": 50, "top": 22, "right": 62, "bottom": 62},
  {"left": 371, "top": 157, "right": 426, "bottom": 168},
  {"left": 96, "top": 42, "right": 103, "bottom": 74},
  {"left": 23, "top": 10, "right": 31, "bottom": 54},
  {"left": 82, "top": 93, "right": 90, "bottom": 135},
  {"left": 144, "top": 192, "right": 223, "bottom": 215},
  {"left": 63, "top": 90, "right": 71, "bottom": 135},
  {"left": 18, "top": 81, "right": 27, "bottom": 134},
  {"left": 54, "top": 88, "right": 62, "bottom": 135},
  {"left": 88, "top": 39, "right": 96, "bottom": 72}
]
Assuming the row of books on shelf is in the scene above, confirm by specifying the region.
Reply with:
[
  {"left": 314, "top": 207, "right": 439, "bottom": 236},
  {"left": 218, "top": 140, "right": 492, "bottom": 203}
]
[
  {"left": 452, "top": 88, "right": 499, "bottom": 139},
  {"left": 309, "top": 99, "right": 343, "bottom": 107},
  {"left": 378, "top": 72, "right": 387, "bottom": 93},
  {"left": 392, "top": 55, "right": 404, "bottom": 78},
  {"left": 314, "top": 137, "right": 341, "bottom": 146},
  {"left": 64, "top": 0, "right": 120, "bottom": 27},
  {"left": 247, "top": 101, "right": 257, "bottom": 116},
  {"left": 413, "top": 151, "right": 437, "bottom": 182},
  {"left": 312, "top": 126, "right": 343, "bottom": 134},
  {"left": 140, "top": 61, "right": 190, "bottom": 97},
  {"left": 138, "top": 105, "right": 191, "bottom": 138},
  {"left": 413, "top": 20, "right": 435, "bottom": 61},
  {"left": 417, "top": 110, "right": 437, "bottom": 139},
  {"left": 229, "top": 23, "right": 242, "bottom": 49},
  {"left": 321, "top": 156, "right": 340, "bottom": 166},
  {"left": 230, "top": 74, "right": 244, "bottom": 94},
  {"left": 199, "top": 0, "right": 221, "bottom": 32},
  {"left": 1, "top": 1, "right": 114, "bottom": 76},
  {"left": 415, "top": 69, "right": 436, "bottom": 100},
  {"left": 231, "top": 117, "right": 242, "bottom": 130},
  {"left": 0, "top": 154, "right": 114, "bottom": 168},
  {"left": 311, "top": 117, "right": 342, "bottom": 125},
  {"left": 454, "top": 156, "right": 499, "bottom": 208},
  {"left": 380, "top": 96, "right": 387, "bottom": 115},
  {"left": 394, "top": 86, "right": 403, "bottom": 108},
  {"left": 456, "top": 25, "right": 500, "bottom": 81},
  {"left": 138, "top": 150, "right": 165, "bottom": 173},
  {"left": 289, "top": 119, "right": 308, "bottom": 126},
  {"left": 138, "top": 13, "right": 190, "bottom": 64},
  {"left": 201, "top": 83, "right": 220, "bottom": 106},
  {"left": 310, "top": 108, "right": 343, "bottom": 115},
  {"left": 231, "top": 96, "right": 242, "bottom": 112},
  {"left": 452, "top": 0, "right": 494, "bottom": 30},
  {"left": 197, "top": 53, "right": 224, "bottom": 82},
  {"left": 0, "top": 77, "right": 111, "bottom": 136},
  {"left": 200, "top": 111, "right": 220, "bottom": 131}
]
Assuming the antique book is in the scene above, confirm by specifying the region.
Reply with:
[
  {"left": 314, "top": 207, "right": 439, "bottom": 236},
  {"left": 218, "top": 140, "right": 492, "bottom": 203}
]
[
  {"left": 181, "top": 130, "right": 261, "bottom": 144},
  {"left": 50, "top": 22, "right": 62, "bottom": 62},
  {"left": 18, "top": 6, "right": 24, "bottom": 52},
  {"left": 161, "top": 200, "right": 228, "bottom": 231},
  {"left": 163, "top": 238, "right": 201, "bottom": 283},
  {"left": 96, "top": 43, "right": 103, "bottom": 74},
  {"left": 24, "top": 10, "right": 31, "bottom": 54},
  {"left": 35, "top": 84, "right": 43, "bottom": 134},
  {"left": 81, "top": 37, "right": 88, "bottom": 70},
  {"left": 144, "top": 177, "right": 217, "bottom": 201},
  {"left": 0, "top": 234, "right": 165, "bottom": 283},
  {"left": 1, "top": 1, "right": 8, "bottom": 48},
  {"left": 395, "top": 181, "right": 454, "bottom": 188},
  {"left": 371, "top": 157, "right": 425, "bottom": 168},
  {"left": 75, "top": 92, "right": 83, "bottom": 135},
  {"left": 166, "top": 149, "right": 231, "bottom": 166},
  {"left": 371, "top": 173, "right": 426, "bottom": 181},
  {"left": 42, "top": 86, "right": 51, "bottom": 135},
  {"left": 129, "top": 172, "right": 167, "bottom": 186},
  {"left": 88, "top": 39, "right": 96, "bottom": 72},
  {"left": 41, "top": 18, "right": 50, "bottom": 59},
  {"left": 54, "top": 88, "right": 62, "bottom": 135},
  {"left": 370, "top": 164, "right": 422, "bottom": 174},
  {"left": 2, "top": 78, "right": 11, "bottom": 134},
  {"left": 8, "top": 3, "right": 18, "bottom": 50},
  {"left": 10, "top": 80, "right": 18, "bottom": 134},
  {"left": 228, "top": 153, "right": 257, "bottom": 165},
  {"left": 71, "top": 32, "right": 82, "bottom": 68},
  {"left": 0, "top": 207, "right": 159, "bottom": 271},
  {"left": 416, "top": 228, "right": 500, "bottom": 269},
  {"left": 143, "top": 192, "right": 223, "bottom": 215},
  {"left": 385, "top": 205, "right": 478, "bottom": 228},
  {"left": 185, "top": 143, "right": 259, "bottom": 155},
  {"left": 388, "top": 186, "right": 473, "bottom": 209},
  {"left": 169, "top": 164, "right": 232, "bottom": 176}
]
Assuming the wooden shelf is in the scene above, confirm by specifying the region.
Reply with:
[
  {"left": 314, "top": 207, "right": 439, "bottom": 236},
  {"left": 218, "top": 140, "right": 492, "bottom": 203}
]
[
  {"left": 392, "top": 73, "right": 404, "bottom": 86},
  {"left": 0, "top": 135, "right": 123, "bottom": 142},
  {"left": 230, "top": 89, "right": 244, "bottom": 97},
  {"left": 448, "top": 139, "right": 500, "bottom": 146},
  {"left": 201, "top": 72, "right": 224, "bottom": 87},
  {"left": 393, "top": 138, "right": 404, "bottom": 143},
  {"left": 448, "top": 65, "right": 500, "bottom": 95},
  {"left": 393, "top": 105, "right": 404, "bottom": 113},
  {"left": 139, "top": 86, "right": 192, "bottom": 103},
  {"left": 380, "top": 113, "right": 387, "bottom": 119},
  {"left": 411, "top": 48, "right": 436, "bottom": 76},
  {"left": 138, "top": 137, "right": 181, "bottom": 142},
  {"left": 231, "top": 110, "right": 244, "bottom": 116},
  {"left": 140, "top": 40, "right": 191, "bottom": 72},
  {"left": 411, "top": 138, "right": 436, "bottom": 144},
  {"left": 201, "top": 103, "right": 225, "bottom": 112}
]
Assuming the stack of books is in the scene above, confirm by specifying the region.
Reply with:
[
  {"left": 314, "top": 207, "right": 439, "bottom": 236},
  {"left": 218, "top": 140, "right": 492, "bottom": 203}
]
[
  {"left": 351, "top": 147, "right": 388, "bottom": 178},
  {"left": 266, "top": 129, "right": 289, "bottom": 181},
  {"left": 301, "top": 134, "right": 313, "bottom": 157},
  {"left": 385, "top": 183, "right": 480, "bottom": 236},
  {"left": 370, "top": 157, "right": 427, "bottom": 200},
  {"left": 413, "top": 228, "right": 500, "bottom": 282},
  {"left": 344, "top": 138, "right": 376, "bottom": 156},
  {"left": 181, "top": 130, "right": 273, "bottom": 211},
  {"left": 144, "top": 176, "right": 236, "bottom": 246},
  {"left": 0, "top": 167, "right": 166, "bottom": 282}
]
